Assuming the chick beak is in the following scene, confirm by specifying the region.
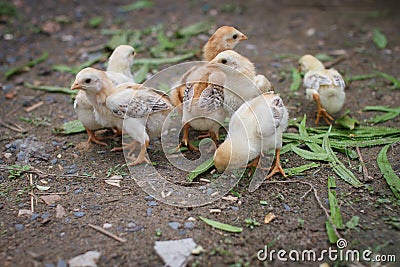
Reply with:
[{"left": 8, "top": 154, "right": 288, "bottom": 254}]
[
  {"left": 70, "top": 82, "right": 82, "bottom": 90},
  {"left": 240, "top": 34, "right": 248, "bottom": 41},
  {"left": 297, "top": 65, "right": 301, "bottom": 73}
]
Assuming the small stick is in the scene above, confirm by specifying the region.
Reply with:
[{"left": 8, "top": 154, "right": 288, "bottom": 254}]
[
  {"left": 355, "top": 146, "right": 372, "bottom": 182},
  {"left": 88, "top": 224, "right": 127, "bottom": 243},
  {"left": 266, "top": 180, "right": 343, "bottom": 240},
  {"left": 324, "top": 51, "right": 355, "bottom": 69},
  {"left": 0, "top": 119, "right": 25, "bottom": 132},
  {"left": 28, "top": 173, "right": 34, "bottom": 213},
  {"left": 24, "top": 101, "right": 44, "bottom": 112}
]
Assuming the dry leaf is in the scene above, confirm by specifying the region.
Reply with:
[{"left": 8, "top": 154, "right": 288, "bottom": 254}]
[
  {"left": 264, "top": 212, "right": 276, "bottom": 224},
  {"left": 68, "top": 251, "right": 101, "bottom": 267},
  {"left": 56, "top": 204, "right": 66, "bottom": 218},
  {"left": 104, "top": 175, "right": 123, "bottom": 187},
  {"left": 40, "top": 195, "right": 61, "bottom": 205}
]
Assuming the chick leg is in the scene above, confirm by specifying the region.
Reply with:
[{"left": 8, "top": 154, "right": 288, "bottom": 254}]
[
  {"left": 110, "top": 141, "right": 138, "bottom": 153},
  {"left": 178, "top": 123, "right": 198, "bottom": 151},
  {"left": 313, "top": 94, "right": 334, "bottom": 125},
  {"left": 127, "top": 140, "right": 151, "bottom": 166},
  {"left": 266, "top": 149, "right": 287, "bottom": 179},
  {"left": 86, "top": 128, "right": 107, "bottom": 146},
  {"left": 245, "top": 155, "right": 260, "bottom": 176}
]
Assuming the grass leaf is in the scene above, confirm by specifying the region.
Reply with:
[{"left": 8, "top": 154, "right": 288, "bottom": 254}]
[
  {"left": 323, "top": 128, "right": 363, "bottom": 187},
  {"left": 25, "top": 82, "right": 77, "bottom": 95},
  {"left": 199, "top": 216, "right": 243, "bottom": 233},
  {"left": 345, "top": 73, "right": 376, "bottom": 83},
  {"left": 373, "top": 28, "right": 388, "bottom": 49},
  {"left": 187, "top": 157, "right": 214, "bottom": 182},
  {"left": 133, "top": 51, "right": 197, "bottom": 66},
  {"left": 119, "top": 0, "right": 154, "bottom": 12},
  {"left": 176, "top": 21, "right": 212, "bottom": 38},
  {"left": 377, "top": 144, "right": 400, "bottom": 199},
  {"left": 374, "top": 71, "right": 400, "bottom": 89},
  {"left": 290, "top": 145, "right": 329, "bottom": 161},
  {"left": 335, "top": 113, "right": 359, "bottom": 130},
  {"left": 5, "top": 52, "right": 49, "bottom": 79},
  {"left": 54, "top": 120, "right": 86, "bottom": 135},
  {"left": 289, "top": 67, "right": 302, "bottom": 91},
  {"left": 285, "top": 162, "right": 320, "bottom": 177},
  {"left": 364, "top": 105, "right": 400, "bottom": 124},
  {"left": 89, "top": 16, "right": 103, "bottom": 28},
  {"left": 346, "top": 216, "right": 360, "bottom": 229}
]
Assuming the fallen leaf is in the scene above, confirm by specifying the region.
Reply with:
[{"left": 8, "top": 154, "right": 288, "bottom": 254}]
[
  {"left": 68, "top": 251, "right": 101, "bottom": 267},
  {"left": 18, "top": 209, "right": 33, "bottom": 217},
  {"left": 41, "top": 21, "right": 61, "bottom": 34},
  {"left": 56, "top": 204, "right": 66, "bottom": 218},
  {"left": 104, "top": 175, "right": 123, "bottom": 187},
  {"left": 264, "top": 212, "right": 276, "bottom": 224},
  {"left": 154, "top": 238, "right": 197, "bottom": 267},
  {"left": 40, "top": 195, "right": 61, "bottom": 205},
  {"left": 36, "top": 184, "right": 51, "bottom": 191}
]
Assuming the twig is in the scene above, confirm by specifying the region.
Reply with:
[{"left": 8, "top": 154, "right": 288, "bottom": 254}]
[
  {"left": 0, "top": 119, "right": 26, "bottom": 133},
  {"left": 88, "top": 224, "right": 127, "bottom": 243},
  {"left": 355, "top": 146, "right": 372, "bottom": 182},
  {"left": 324, "top": 51, "right": 355, "bottom": 69},
  {"left": 28, "top": 173, "right": 34, "bottom": 213},
  {"left": 266, "top": 180, "right": 343, "bottom": 240},
  {"left": 24, "top": 101, "right": 44, "bottom": 112}
]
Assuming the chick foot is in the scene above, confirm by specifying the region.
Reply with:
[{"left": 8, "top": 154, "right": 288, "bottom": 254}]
[
  {"left": 266, "top": 149, "right": 287, "bottom": 179},
  {"left": 313, "top": 94, "right": 334, "bottom": 125},
  {"left": 127, "top": 141, "right": 151, "bottom": 166}
]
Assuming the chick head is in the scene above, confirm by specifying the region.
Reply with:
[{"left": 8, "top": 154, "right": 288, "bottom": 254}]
[{"left": 298, "top": 54, "right": 325, "bottom": 73}]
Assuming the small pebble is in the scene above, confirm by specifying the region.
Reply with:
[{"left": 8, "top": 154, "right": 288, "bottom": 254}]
[
  {"left": 144, "top": 195, "right": 154, "bottom": 200},
  {"left": 50, "top": 158, "right": 58, "bottom": 164},
  {"left": 283, "top": 203, "right": 291, "bottom": 211},
  {"left": 231, "top": 206, "right": 239, "bottom": 211},
  {"left": 31, "top": 213, "right": 40, "bottom": 221},
  {"left": 147, "top": 201, "right": 157, "bottom": 207},
  {"left": 44, "top": 263, "right": 55, "bottom": 267},
  {"left": 41, "top": 212, "right": 50, "bottom": 219},
  {"left": 184, "top": 222, "right": 195, "bottom": 229},
  {"left": 15, "top": 224, "right": 24, "bottom": 231},
  {"left": 147, "top": 208, "right": 153, "bottom": 216},
  {"left": 168, "top": 222, "right": 181, "bottom": 230},
  {"left": 56, "top": 259, "right": 67, "bottom": 267},
  {"left": 74, "top": 211, "right": 85, "bottom": 218}
]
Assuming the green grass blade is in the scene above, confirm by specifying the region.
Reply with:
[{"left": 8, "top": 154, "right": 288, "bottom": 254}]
[
  {"left": 119, "top": 0, "right": 154, "bottom": 12},
  {"left": 289, "top": 67, "right": 302, "bottom": 91},
  {"left": 56, "top": 120, "right": 86, "bottom": 135},
  {"left": 285, "top": 162, "right": 320, "bottom": 177},
  {"left": 323, "top": 129, "right": 363, "bottom": 187},
  {"left": 345, "top": 73, "right": 376, "bottom": 83},
  {"left": 133, "top": 51, "right": 196, "bottom": 66},
  {"left": 199, "top": 216, "right": 243, "bottom": 233},
  {"left": 290, "top": 145, "right": 329, "bottom": 161},
  {"left": 377, "top": 144, "right": 400, "bottom": 199},
  {"left": 372, "top": 28, "right": 388, "bottom": 49},
  {"left": 374, "top": 71, "right": 400, "bottom": 89},
  {"left": 134, "top": 63, "right": 150, "bottom": 84},
  {"left": 25, "top": 82, "right": 77, "bottom": 95},
  {"left": 176, "top": 20, "right": 212, "bottom": 38},
  {"left": 187, "top": 156, "right": 215, "bottom": 182},
  {"left": 5, "top": 52, "right": 49, "bottom": 79}
]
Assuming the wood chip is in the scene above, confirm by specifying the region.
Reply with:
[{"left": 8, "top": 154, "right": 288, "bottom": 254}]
[
  {"left": 221, "top": 195, "right": 238, "bottom": 202},
  {"left": 88, "top": 223, "right": 127, "bottom": 243},
  {"left": 264, "top": 212, "right": 276, "bottom": 224},
  {"left": 24, "top": 101, "right": 44, "bottom": 112},
  {"left": 18, "top": 209, "right": 33, "bottom": 217},
  {"left": 209, "top": 209, "right": 221, "bottom": 214},
  {"left": 56, "top": 204, "right": 66, "bottom": 218}
]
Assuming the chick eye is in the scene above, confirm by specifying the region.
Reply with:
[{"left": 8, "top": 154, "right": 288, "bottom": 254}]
[
  {"left": 221, "top": 59, "right": 228, "bottom": 64},
  {"left": 85, "top": 78, "right": 91, "bottom": 83},
  {"left": 132, "top": 51, "right": 136, "bottom": 56},
  {"left": 232, "top": 34, "right": 238, "bottom": 39}
]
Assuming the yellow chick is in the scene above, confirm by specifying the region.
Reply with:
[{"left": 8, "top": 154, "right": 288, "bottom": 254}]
[
  {"left": 73, "top": 45, "right": 136, "bottom": 145},
  {"left": 203, "top": 25, "right": 247, "bottom": 61},
  {"left": 209, "top": 50, "right": 272, "bottom": 113},
  {"left": 180, "top": 69, "right": 227, "bottom": 150},
  {"left": 171, "top": 26, "right": 247, "bottom": 110},
  {"left": 298, "top": 54, "right": 346, "bottom": 124},
  {"left": 106, "top": 83, "right": 173, "bottom": 165},
  {"left": 214, "top": 92, "right": 288, "bottom": 179}
]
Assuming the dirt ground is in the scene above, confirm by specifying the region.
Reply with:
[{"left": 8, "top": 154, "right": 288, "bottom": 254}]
[{"left": 1, "top": 0, "right": 400, "bottom": 266}]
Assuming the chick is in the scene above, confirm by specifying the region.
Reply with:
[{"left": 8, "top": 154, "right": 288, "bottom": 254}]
[
  {"left": 106, "top": 83, "right": 173, "bottom": 165},
  {"left": 73, "top": 45, "right": 136, "bottom": 145},
  {"left": 203, "top": 25, "right": 248, "bottom": 61},
  {"left": 71, "top": 68, "right": 123, "bottom": 134},
  {"left": 214, "top": 92, "right": 289, "bottom": 179},
  {"left": 298, "top": 54, "right": 346, "bottom": 124},
  {"left": 180, "top": 69, "right": 227, "bottom": 150},
  {"left": 171, "top": 26, "right": 247, "bottom": 110},
  {"left": 209, "top": 50, "right": 272, "bottom": 113}
]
